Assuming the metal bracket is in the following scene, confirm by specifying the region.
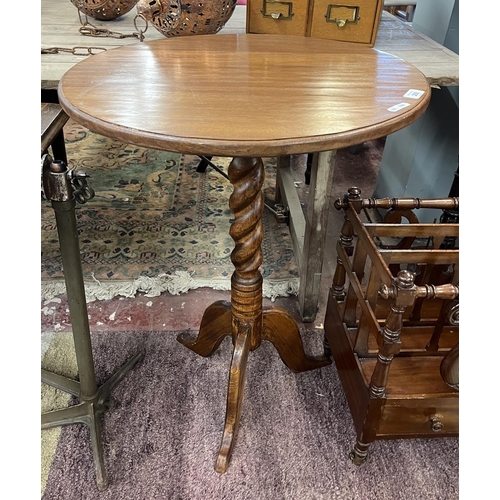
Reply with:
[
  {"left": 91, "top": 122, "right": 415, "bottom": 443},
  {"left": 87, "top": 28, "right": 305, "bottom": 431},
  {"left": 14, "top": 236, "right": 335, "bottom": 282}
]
[
  {"left": 264, "top": 202, "right": 289, "bottom": 224},
  {"left": 41, "top": 153, "right": 95, "bottom": 204}
]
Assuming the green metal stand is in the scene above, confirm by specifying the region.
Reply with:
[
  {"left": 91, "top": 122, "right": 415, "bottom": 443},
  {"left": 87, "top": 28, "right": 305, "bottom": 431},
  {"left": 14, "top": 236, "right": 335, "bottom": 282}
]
[{"left": 41, "top": 155, "right": 144, "bottom": 491}]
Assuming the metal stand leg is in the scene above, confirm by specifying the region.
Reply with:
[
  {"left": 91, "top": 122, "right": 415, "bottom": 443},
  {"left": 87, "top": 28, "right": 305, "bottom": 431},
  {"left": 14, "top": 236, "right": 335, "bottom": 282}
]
[{"left": 41, "top": 155, "right": 144, "bottom": 491}]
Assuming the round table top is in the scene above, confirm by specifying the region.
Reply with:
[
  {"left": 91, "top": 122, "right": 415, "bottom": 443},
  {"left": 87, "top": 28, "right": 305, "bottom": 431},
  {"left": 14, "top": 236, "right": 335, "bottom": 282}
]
[{"left": 58, "top": 34, "right": 430, "bottom": 157}]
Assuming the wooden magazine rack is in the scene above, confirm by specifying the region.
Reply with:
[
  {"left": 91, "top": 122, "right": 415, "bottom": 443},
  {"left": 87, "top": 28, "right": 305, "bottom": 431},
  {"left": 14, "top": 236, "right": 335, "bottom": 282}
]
[{"left": 324, "top": 187, "right": 459, "bottom": 464}]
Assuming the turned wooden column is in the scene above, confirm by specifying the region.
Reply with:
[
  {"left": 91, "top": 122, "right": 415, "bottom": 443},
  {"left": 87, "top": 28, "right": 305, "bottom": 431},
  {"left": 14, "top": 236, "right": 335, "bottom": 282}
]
[
  {"left": 214, "top": 157, "right": 265, "bottom": 472},
  {"left": 178, "top": 156, "right": 331, "bottom": 473},
  {"left": 177, "top": 157, "right": 267, "bottom": 473},
  {"left": 331, "top": 187, "right": 362, "bottom": 301},
  {"left": 324, "top": 187, "right": 361, "bottom": 356},
  {"left": 228, "top": 156, "right": 265, "bottom": 351}
]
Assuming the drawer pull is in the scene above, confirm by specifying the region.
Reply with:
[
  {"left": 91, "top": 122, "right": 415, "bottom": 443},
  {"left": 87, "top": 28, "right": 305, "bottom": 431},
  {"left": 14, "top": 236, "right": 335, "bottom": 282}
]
[
  {"left": 430, "top": 416, "right": 444, "bottom": 432},
  {"left": 261, "top": 1, "right": 294, "bottom": 21},
  {"left": 325, "top": 4, "right": 360, "bottom": 28}
]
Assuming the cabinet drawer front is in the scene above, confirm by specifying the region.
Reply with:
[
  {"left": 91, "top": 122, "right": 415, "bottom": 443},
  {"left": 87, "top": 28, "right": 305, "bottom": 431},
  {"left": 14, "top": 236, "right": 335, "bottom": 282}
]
[
  {"left": 378, "top": 398, "right": 459, "bottom": 437},
  {"left": 247, "top": 0, "right": 309, "bottom": 36},
  {"left": 309, "top": 0, "right": 381, "bottom": 44}
]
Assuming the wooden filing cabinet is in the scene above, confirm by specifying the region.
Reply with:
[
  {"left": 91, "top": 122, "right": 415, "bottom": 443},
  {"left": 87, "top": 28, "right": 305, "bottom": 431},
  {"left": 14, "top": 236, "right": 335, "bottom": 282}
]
[{"left": 246, "top": 0, "right": 384, "bottom": 46}]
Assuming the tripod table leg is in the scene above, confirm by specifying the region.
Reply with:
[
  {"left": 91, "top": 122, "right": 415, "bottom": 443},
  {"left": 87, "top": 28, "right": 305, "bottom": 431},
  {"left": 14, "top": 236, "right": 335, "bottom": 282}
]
[{"left": 178, "top": 156, "right": 330, "bottom": 474}]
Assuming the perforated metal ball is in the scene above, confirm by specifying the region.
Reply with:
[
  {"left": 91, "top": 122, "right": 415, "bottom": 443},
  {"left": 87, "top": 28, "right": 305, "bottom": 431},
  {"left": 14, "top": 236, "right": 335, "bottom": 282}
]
[
  {"left": 71, "top": 0, "right": 138, "bottom": 21},
  {"left": 136, "top": 0, "right": 236, "bottom": 37}
]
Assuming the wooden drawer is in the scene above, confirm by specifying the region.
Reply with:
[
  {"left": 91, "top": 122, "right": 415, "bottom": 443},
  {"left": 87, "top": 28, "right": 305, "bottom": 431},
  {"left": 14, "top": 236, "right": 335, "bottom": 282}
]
[
  {"left": 246, "top": 0, "right": 383, "bottom": 46},
  {"left": 310, "top": 1, "right": 382, "bottom": 44},
  {"left": 378, "top": 398, "right": 459, "bottom": 437},
  {"left": 247, "top": 0, "right": 310, "bottom": 36}
]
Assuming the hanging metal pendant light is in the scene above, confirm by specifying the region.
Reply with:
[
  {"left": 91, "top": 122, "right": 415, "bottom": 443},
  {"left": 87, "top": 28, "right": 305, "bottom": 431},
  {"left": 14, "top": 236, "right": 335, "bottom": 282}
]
[
  {"left": 135, "top": 0, "right": 237, "bottom": 37},
  {"left": 71, "top": 0, "right": 139, "bottom": 21}
]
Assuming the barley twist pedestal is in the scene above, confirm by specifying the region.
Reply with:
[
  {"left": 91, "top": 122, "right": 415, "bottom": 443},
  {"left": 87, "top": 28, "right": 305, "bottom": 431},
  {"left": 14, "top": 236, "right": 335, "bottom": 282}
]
[{"left": 177, "top": 156, "right": 330, "bottom": 471}]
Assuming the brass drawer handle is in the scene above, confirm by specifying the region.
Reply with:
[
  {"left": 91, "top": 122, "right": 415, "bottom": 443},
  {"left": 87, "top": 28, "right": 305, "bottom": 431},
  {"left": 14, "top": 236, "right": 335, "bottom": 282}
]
[
  {"left": 325, "top": 4, "right": 360, "bottom": 28},
  {"left": 261, "top": 1, "right": 294, "bottom": 21}
]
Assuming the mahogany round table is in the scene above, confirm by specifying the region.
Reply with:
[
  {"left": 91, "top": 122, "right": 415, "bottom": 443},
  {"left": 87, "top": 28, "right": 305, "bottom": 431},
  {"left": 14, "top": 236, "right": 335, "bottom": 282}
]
[{"left": 58, "top": 33, "right": 431, "bottom": 474}]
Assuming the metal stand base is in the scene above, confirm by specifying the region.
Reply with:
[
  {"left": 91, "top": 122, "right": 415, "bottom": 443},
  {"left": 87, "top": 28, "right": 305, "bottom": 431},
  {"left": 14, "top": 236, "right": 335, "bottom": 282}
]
[
  {"left": 41, "top": 352, "right": 143, "bottom": 490},
  {"left": 41, "top": 155, "right": 143, "bottom": 491}
]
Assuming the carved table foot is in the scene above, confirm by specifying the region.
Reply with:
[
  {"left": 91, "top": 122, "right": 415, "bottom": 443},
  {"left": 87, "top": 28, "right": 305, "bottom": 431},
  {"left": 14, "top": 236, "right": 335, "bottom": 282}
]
[
  {"left": 215, "top": 323, "right": 252, "bottom": 473},
  {"left": 177, "top": 300, "right": 232, "bottom": 356},
  {"left": 262, "top": 307, "right": 331, "bottom": 372}
]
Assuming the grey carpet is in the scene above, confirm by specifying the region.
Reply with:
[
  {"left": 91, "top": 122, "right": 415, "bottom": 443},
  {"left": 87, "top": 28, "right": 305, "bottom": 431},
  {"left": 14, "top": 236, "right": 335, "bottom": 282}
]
[{"left": 42, "top": 329, "right": 459, "bottom": 499}]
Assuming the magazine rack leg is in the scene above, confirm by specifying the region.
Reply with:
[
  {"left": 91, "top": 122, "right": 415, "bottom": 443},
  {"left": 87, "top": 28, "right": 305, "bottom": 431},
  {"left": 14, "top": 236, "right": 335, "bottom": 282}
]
[{"left": 41, "top": 155, "right": 144, "bottom": 491}]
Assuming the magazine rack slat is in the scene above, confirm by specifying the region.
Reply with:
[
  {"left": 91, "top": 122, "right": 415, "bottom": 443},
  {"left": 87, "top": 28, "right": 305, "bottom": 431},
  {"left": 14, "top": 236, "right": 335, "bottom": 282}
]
[{"left": 324, "top": 187, "right": 459, "bottom": 464}]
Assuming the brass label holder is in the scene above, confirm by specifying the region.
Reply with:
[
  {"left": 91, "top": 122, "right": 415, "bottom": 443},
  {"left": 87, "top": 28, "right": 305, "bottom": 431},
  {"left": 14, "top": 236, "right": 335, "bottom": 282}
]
[
  {"left": 325, "top": 4, "right": 360, "bottom": 27},
  {"left": 261, "top": 0, "right": 295, "bottom": 20}
]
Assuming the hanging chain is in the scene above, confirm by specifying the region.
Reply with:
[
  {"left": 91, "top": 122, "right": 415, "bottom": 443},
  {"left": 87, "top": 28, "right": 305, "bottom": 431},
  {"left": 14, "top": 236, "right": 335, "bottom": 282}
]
[
  {"left": 41, "top": 6, "right": 148, "bottom": 57},
  {"left": 77, "top": 10, "right": 148, "bottom": 41},
  {"left": 41, "top": 46, "right": 107, "bottom": 56}
]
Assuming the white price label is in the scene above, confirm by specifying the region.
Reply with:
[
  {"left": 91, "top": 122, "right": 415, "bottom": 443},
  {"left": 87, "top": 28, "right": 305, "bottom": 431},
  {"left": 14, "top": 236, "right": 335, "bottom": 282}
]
[
  {"left": 388, "top": 102, "right": 411, "bottom": 112},
  {"left": 404, "top": 89, "right": 425, "bottom": 99}
]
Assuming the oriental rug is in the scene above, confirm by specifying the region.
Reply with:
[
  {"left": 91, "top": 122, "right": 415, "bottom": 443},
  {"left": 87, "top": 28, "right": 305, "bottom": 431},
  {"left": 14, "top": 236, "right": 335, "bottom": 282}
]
[
  {"left": 41, "top": 120, "right": 299, "bottom": 302},
  {"left": 41, "top": 329, "right": 459, "bottom": 499}
]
